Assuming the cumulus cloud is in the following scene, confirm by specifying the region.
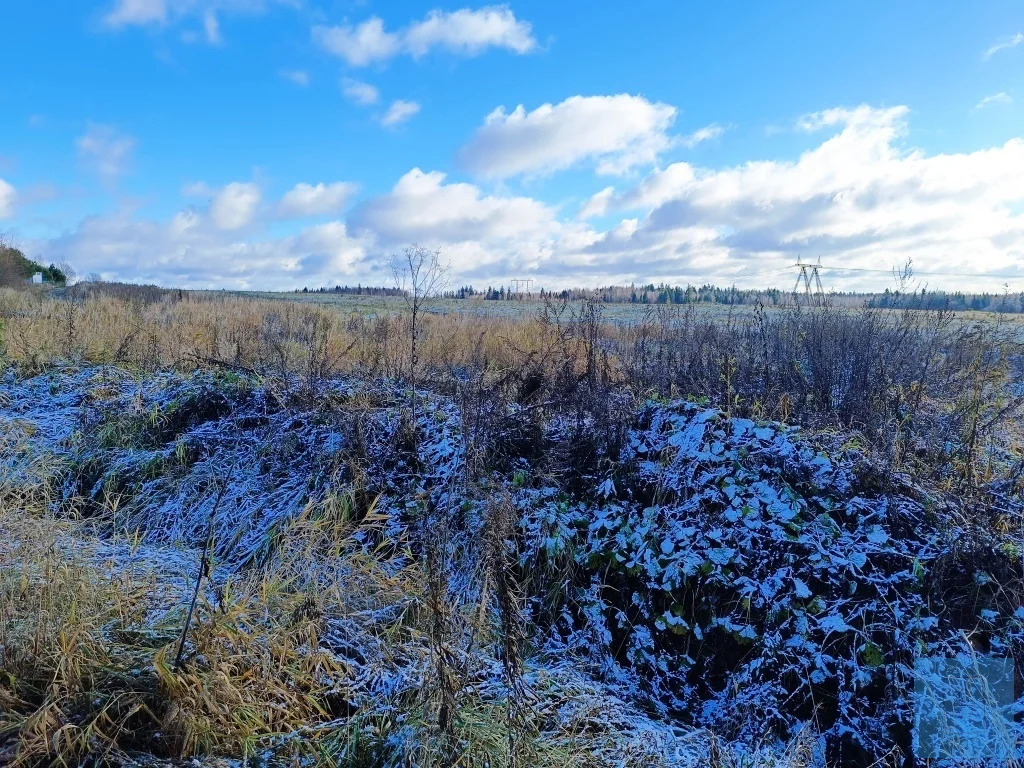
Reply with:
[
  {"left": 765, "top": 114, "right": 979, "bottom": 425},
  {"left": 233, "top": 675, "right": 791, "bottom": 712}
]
[
  {"left": 576, "top": 187, "right": 614, "bottom": 220},
  {"left": 576, "top": 105, "right": 1024, "bottom": 287},
  {"left": 315, "top": 17, "right": 399, "bottom": 67},
  {"left": 209, "top": 182, "right": 261, "bottom": 230},
  {"left": 350, "top": 167, "right": 556, "bottom": 246},
  {"left": 278, "top": 182, "right": 357, "bottom": 218},
  {"left": 21, "top": 104, "right": 1024, "bottom": 292},
  {"left": 30, "top": 207, "right": 370, "bottom": 289},
  {"left": 402, "top": 7, "right": 536, "bottom": 57},
  {"left": 76, "top": 124, "right": 136, "bottom": 183},
  {"left": 0, "top": 179, "right": 15, "bottom": 218},
  {"left": 342, "top": 78, "right": 380, "bottom": 105},
  {"left": 984, "top": 31, "right": 1023, "bottom": 59},
  {"left": 348, "top": 168, "right": 570, "bottom": 278},
  {"left": 313, "top": 6, "right": 535, "bottom": 67},
  {"left": 381, "top": 99, "right": 420, "bottom": 127},
  {"left": 459, "top": 94, "right": 677, "bottom": 178},
  {"left": 579, "top": 162, "right": 698, "bottom": 219},
  {"left": 67, "top": 169, "right": 559, "bottom": 284},
  {"left": 974, "top": 92, "right": 1012, "bottom": 111}
]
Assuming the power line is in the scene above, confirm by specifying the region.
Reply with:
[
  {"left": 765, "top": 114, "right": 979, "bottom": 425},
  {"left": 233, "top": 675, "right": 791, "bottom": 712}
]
[
  {"left": 732, "top": 268, "right": 795, "bottom": 280},
  {"left": 807, "top": 264, "right": 1024, "bottom": 281},
  {"left": 722, "top": 263, "right": 1024, "bottom": 288}
]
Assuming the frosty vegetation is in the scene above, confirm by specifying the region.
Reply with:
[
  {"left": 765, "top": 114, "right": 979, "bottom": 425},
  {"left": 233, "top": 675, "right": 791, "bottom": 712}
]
[{"left": 2, "top": 267, "right": 1024, "bottom": 766}]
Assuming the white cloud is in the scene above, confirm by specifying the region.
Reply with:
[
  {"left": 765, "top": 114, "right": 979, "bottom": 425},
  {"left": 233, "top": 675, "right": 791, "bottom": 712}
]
[
  {"left": 313, "top": 6, "right": 535, "bottom": 67},
  {"left": 278, "top": 182, "right": 357, "bottom": 218},
  {"left": 984, "top": 31, "right": 1023, "bottom": 59},
  {"left": 76, "top": 124, "right": 136, "bottom": 183},
  {"left": 34, "top": 170, "right": 561, "bottom": 286},
  {"left": 314, "top": 17, "right": 399, "bottom": 67},
  {"left": 580, "top": 163, "right": 698, "bottom": 218},
  {"left": 796, "top": 104, "right": 907, "bottom": 135},
  {"left": 31, "top": 208, "right": 370, "bottom": 289},
  {"left": 21, "top": 104, "right": 1024, "bottom": 292},
  {"left": 0, "top": 179, "right": 15, "bottom": 218},
  {"left": 202, "top": 9, "right": 220, "bottom": 43},
  {"left": 974, "top": 92, "right": 1012, "bottom": 111},
  {"left": 106, "top": 0, "right": 167, "bottom": 26},
  {"left": 170, "top": 208, "right": 202, "bottom": 235},
  {"left": 280, "top": 69, "right": 310, "bottom": 86},
  {"left": 679, "top": 123, "right": 725, "bottom": 148},
  {"left": 403, "top": 7, "right": 536, "bottom": 57},
  {"left": 459, "top": 94, "right": 678, "bottom": 178},
  {"left": 576, "top": 104, "right": 1024, "bottom": 288},
  {"left": 577, "top": 186, "right": 614, "bottom": 220},
  {"left": 381, "top": 99, "right": 420, "bottom": 127},
  {"left": 349, "top": 168, "right": 566, "bottom": 277},
  {"left": 351, "top": 168, "right": 555, "bottom": 245},
  {"left": 294, "top": 222, "right": 366, "bottom": 274},
  {"left": 209, "top": 181, "right": 261, "bottom": 230},
  {"left": 104, "top": 0, "right": 290, "bottom": 42},
  {"left": 341, "top": 78, "right": 379, "bottom": 105}
]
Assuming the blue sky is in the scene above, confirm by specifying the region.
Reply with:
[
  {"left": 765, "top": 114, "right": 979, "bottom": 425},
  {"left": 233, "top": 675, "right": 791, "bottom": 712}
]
[{"left": 1, "top": 1, "right": 1022, "bottom": 291}]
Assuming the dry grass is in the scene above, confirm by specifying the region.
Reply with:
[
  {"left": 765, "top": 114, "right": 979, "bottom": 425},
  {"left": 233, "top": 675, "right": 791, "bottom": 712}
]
[
  {"left": 2, "top": 283, "right": 1023, "bottom": 766},
  {"left": 0, "top": 474, "right": 414, "bottom": 766},
  {"left": 0, "top": 456, "right": 712, "bottom": 767},
  {"left": 4, "top": 284, "right": 1023, "bottom": 490},
  {"left": 0, "top": 504, "right": 158, "bottom": 767},
  {"left": 154, "top": 582, "right": 350, "bottom": 759},
  {"left": 0, "top": 288, "right": 606, "bottom": 386}
]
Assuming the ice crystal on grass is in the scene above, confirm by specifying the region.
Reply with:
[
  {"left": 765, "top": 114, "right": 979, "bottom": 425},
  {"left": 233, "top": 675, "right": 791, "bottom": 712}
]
[{"left": 3, "top": 369, "right": 1024, "bottom": 765}]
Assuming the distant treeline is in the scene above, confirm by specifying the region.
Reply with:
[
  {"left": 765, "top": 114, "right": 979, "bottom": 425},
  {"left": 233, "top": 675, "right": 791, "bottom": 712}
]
[
  {"left": 294, "top": 281, "right": 1024, "bottom": 314},
  {"left": 296, "top": 285, "right": 406, "bottom": 296},
  {"left": 447, "top": 283, "right": 1024, "bottom": 313},
  {"left": 866, "top": 288, "right": 1024, "bottom": 313},
  {"left": 447, "top": 283, "right": 862, "bottom": 306},
  {"left": 440, "top": 284, "right": 793, "bottom": 303}
]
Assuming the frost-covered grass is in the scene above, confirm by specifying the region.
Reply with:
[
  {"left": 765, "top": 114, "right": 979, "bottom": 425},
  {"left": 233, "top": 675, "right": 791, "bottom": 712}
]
[
  {"left": 0, "top": 501, "right": 721, "bottom": 767},
  {"left": 2, "top": 369, "right": 744, "bottom": 767},
  {"left": 0, "top": 494, "right": 397, "bottom": 766},
  {"left": 3, "top": 284, "right": 1022, "bottom": 481},
  {"left": 1, "top": 285, "right": 1024, "bottom": 767}
]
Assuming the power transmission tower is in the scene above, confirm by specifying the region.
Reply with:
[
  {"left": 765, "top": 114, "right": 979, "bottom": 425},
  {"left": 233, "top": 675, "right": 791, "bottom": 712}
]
[
  {"left": 510, "top": 278, "right": 534, "bottom": 298},
  {"left": 792, "top": 261, "right": 824, "bottom": 306}
]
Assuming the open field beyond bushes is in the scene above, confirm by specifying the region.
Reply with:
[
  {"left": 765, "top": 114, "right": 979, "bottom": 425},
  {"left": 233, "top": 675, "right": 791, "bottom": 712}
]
[{"left": 2, "top": 283, "right": 1024, "bottom": 766}]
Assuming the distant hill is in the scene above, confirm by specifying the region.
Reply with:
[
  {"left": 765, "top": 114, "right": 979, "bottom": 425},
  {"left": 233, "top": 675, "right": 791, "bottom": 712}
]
[{"left": 0, "top": 245, "right": 67, "bottom": 287}]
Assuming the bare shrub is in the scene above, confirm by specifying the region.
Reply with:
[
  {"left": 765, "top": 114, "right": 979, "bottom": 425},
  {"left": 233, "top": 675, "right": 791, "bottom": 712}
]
[
  {"left": 0, "top": 275, "right": 1021, "bottom": 488},
  {"left": 392, "top": 245, "right": 449, "bottom": 426}
]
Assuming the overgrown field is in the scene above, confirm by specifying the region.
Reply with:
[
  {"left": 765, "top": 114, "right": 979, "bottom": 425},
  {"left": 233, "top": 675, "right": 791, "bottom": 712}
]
[
  {"left": 228, "top": 289, "right": 757, "bottom": 324},
  {"left": 2, "top": 284, "right": 1024, "bottom": 766}
]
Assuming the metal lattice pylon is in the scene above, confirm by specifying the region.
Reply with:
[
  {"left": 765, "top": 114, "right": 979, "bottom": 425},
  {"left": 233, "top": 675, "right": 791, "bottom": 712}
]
[
  {"left": 792, "top": 261, "right": 824, "bottom": 305},
  {"left": 510, "top": 278, "right": 534, "bottom": 298}
]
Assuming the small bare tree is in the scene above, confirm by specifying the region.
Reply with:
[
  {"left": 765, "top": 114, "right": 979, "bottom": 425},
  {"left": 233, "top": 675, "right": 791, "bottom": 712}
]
[
  {"left": 392, "top": 245, "right": 448, "bottom": 431},
  {"left": 58, "top": 261, "right": 77, "bottom": 285},
  {"left": 392, "top": 246, "right": 456, "bottom": 762}
]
